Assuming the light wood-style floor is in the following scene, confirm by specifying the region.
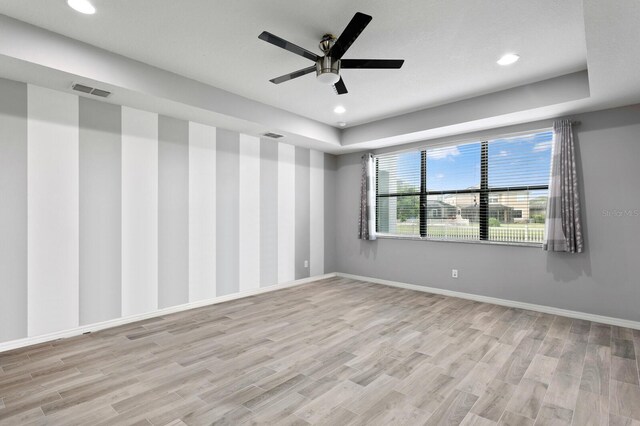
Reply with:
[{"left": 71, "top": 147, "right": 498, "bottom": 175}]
[{"left": 1, "top": 277, "right": 639, "bottom": 426}]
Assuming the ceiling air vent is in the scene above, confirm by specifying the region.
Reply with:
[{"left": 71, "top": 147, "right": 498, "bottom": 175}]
[
  {"left": 263, "top": 132, "right": 284, "bottom": 139},
  {"left": 72, "top": 83, "right": 112, "bottom": 98}
]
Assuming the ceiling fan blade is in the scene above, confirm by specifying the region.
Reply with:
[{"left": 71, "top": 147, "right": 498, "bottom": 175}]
[
  {"left": 341, "top": 59, "right": 405, "bottom": 69},
  {"left": 258, "top": 31, "right": 320, "bottom": 62},
  {"left": 333, "top": 77, "right": 348, "bottom": 95},
  {"left": 329, "top": 12, "right": 372, "bottom": 60},
  {"left": 269, "top": 65, "right": 316, "bottom": 84}
]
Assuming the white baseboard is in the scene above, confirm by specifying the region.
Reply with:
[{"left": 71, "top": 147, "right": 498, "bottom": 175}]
[
  {"left": 0, "top": 273, "right": 337, "bottom": 353},
  {"left": 337, "top": 272, "right": 640, "bottom": 331}
]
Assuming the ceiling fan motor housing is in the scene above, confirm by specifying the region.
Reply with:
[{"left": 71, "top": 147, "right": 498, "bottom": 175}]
[{"left": 316, "top": 56, "right": 341, "bottom": 85}]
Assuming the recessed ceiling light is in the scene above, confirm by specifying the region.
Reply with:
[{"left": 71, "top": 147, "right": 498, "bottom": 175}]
[
  {"left": 67, "top": 0, "right": 96, "bottom": 15},
  {"left": 334, "top": 106, "right": 346, "bottom": 114},
  {"left": 497, "top": 53, "right": 520, "bottom": 66}
]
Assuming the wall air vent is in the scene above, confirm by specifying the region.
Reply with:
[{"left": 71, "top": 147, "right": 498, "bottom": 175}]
[
  {"left": 263, "top": 132, "right": 284, "bottom": 139},
  {"left": 72, "top": 83, "right": 111, "bottom": 98}
]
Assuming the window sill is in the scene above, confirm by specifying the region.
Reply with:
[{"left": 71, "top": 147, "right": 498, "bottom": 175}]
[{"left": 374, "top": 233, "right": 542, "bottom": 248}]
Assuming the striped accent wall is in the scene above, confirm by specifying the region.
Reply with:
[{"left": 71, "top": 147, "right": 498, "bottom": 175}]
[{"left": 0, "top": 78, "right": 330, "bottom": 344}]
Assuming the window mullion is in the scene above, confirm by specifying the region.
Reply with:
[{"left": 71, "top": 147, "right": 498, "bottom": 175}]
[
  {"left": 480, "top": 141, "right": 489, "bottom": 240},
  {"left": 420, "top": 150, "right": 427, "bottom": 238}
]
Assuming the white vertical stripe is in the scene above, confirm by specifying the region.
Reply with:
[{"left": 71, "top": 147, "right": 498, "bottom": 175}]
[
  {"left": 121, "top": 107, "right": 158, "bottom": 316},
  {"left": 310, "top": 150, "right": 325, "bottom": 276},
  {"left": 188, "top": 122, "right": 217, "bottom": 302},
  {"left": 27, "top": 85, "right": 79, "bottom": 337},
  {"left": 277, "top": 143, "right": 296, "bottom": 283},
  {"left": 239, "top": 134, "right": 261, "bottom": 292}
]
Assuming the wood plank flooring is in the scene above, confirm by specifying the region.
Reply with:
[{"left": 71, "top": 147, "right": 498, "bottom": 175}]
[{"left": 1, "top": 277, "right": 639, "bottom": 425}]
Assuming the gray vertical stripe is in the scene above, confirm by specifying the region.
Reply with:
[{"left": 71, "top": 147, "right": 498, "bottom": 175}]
[
  {"left": 158, "top": 116, "right": 189, "bottom": 308},
  {"left": 0, "top": 78, "right": 27, "bottom": 343},
  {"left": 295, "top": 147, "right": 310, "bottom": 279},
  {"left": 216, "top": 128, "right": 240, "bottom": 296},
  {"left": 260, "top": 138, "right": 278, "bottom": 287},
  {"left": 79, "top": 98, "right": 122, "bottom": 325},
  {"left": 324, "top": 153, "right": 337, "bottom": 274}
]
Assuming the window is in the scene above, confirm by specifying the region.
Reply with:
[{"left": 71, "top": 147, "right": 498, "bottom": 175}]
[{"left": 375, "top": 130, "right": 553, "bottom": 244}]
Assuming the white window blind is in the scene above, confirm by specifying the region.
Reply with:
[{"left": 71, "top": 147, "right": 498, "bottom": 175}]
[
  {"left": 376, "top": 150, "right": 421, "bottom": 236},
  {"left": 375, "top": 130, "right": 553, "bottom": 244}
]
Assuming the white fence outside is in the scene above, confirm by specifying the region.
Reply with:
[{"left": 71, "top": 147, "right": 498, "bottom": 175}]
[
  {"left": 424, "top": 224, "right": 545, "bottom": 243},
  {"left": 393, "top": 222, "right": 545, "bottom": 243}
]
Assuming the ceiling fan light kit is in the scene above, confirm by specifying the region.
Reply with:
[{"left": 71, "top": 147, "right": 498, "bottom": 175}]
[
  {"left": 259, "top": 12, "right": 404, "bottom": 95},
  {"left": 316, "top": 56, "right": 341, "bottom": 85}
]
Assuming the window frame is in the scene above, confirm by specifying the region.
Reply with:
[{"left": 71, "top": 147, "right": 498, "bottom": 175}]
[{"left": 374, "top": 129, "right": 552, "bottom": 246}]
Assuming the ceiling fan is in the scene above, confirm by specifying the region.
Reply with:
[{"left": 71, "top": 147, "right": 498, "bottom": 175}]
[{"left": 258, "top": 12, "right": 404, "bottom": 95}]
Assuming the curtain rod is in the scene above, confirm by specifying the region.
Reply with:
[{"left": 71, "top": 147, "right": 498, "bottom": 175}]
[{"left": 558, "top": 119, "right": 581, "bottom": 126}]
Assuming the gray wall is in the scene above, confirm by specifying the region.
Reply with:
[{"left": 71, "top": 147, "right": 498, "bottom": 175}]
[
  {"left": 324, "top": 153, "right": 338, "bottom": 274},
  {"left": 259, "top": 138, "right": 279, "bottom": 287},
  {"left": 334, "top": 105, "right": 640, "bottom": 322},
  {"left": 295, "top": 147, "right": 311, "bottom": 280},
  {"left": 0, "top": 78, "right": 28, "bottom": 342},
  {"left": 79, "top": 98, "right": 122, "bottom": 325},
  {"left": 158, "top": 116, "right": 190, "bottom": 307}
]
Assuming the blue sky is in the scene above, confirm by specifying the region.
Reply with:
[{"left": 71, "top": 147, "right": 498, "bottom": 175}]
[{"left": 395, "top": 131, "right": 553, "bottom": 191}]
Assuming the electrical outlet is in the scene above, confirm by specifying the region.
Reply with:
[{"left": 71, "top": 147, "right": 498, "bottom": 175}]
[
  {"left": 304, "top": 260, "right": 309, "bottom": 268},
  {"left": 452, "top": 269, "right": 458, "bottom": 279}
]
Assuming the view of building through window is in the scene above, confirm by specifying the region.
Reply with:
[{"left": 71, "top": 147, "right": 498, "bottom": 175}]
[{"left": 375, "top": 130, "right": 553, "bottom": 244}]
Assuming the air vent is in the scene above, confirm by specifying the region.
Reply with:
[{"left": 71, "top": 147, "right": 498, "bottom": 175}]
[
  {"left": 263, "top": 132, "right": 284, "bottom": 139},
  {"left": 72, "top": 83, "right": 111, "bottom": 98},
  {"left": 90, "top": 88, "right": 111, "bottom": 98},
  {"left": 72, "top": 83, "right": 92, "bottom": 94}
]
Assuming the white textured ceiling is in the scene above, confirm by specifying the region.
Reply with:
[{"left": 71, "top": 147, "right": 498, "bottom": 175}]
[{"left": 0, "top": 0, "right": 587, "bottom": 127}]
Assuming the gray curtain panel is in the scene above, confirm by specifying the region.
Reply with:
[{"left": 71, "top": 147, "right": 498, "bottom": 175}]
[
  {"left": 358, "top": 153, "right": 377, "bottom": 240},
  {"left": 543, "top": 119, "right": 584, "bottom": 253}
]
